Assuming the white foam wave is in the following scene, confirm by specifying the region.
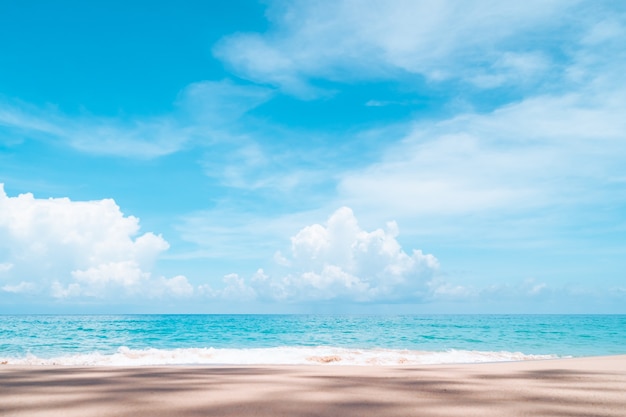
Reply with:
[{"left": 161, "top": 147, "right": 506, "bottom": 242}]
[{"left": 0, "top": 346, "right": 560, "bottom": 366}]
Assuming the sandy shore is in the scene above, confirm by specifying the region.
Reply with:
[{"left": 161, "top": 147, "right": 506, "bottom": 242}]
[{"left": 1, "top": 355, "right": 625, "bottom": 416}]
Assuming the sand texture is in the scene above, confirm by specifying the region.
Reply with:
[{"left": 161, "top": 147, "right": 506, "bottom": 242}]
[{"left": 1, "top": 355, "right": 625, "bottom": 416}]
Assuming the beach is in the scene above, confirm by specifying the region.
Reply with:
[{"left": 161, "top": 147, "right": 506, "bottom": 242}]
[{"left": 1, "top": 355, "right": 625, "bottom": 417}]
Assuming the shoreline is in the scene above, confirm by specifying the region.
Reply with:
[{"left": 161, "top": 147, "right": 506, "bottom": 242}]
[{"left": 2, "top": 355, "right": 625, "bottom": 416}]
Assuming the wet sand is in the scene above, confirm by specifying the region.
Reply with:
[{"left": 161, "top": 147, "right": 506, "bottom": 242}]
[{"left": 1, "top": 355, "right": 625, "bottom": 416}]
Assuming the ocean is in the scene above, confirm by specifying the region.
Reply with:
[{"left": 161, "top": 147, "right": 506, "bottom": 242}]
[{"left": 1, "top": 314, "right": 625, "bottom": 366}]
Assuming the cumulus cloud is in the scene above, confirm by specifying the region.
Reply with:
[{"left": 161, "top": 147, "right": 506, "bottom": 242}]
[
  {"left": 198, "top": 273, "right": 257, "bottom": 301},
  {"left": 70, "top": 261, "right": 150, "bottom": 296},
  {"left": 0, "top": 184, "right": 188, "bottom": 300},
  {"left": 204, "top": 207, "right": 440, "bottom": 303},
  {"left": 156, "top": 275, "right": 195, "bottom": 298}
]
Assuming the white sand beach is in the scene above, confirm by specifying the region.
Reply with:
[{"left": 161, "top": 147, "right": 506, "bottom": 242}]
[{"left": 1, "top": 355, "right": 625, "bottom": 416}]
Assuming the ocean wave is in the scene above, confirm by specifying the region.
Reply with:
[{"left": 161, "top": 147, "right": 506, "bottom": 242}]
[{"left": 0, "top": 346, "right": 560, "bottom": 366}]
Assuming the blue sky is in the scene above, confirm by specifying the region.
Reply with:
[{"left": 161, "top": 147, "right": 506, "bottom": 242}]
[{"left": 1, "top": 0, "right": 625, "bottom": 313}]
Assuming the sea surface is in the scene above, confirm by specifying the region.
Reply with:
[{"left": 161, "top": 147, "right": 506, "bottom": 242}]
[{"left": 1, "top": 314, "right": 625, "bottom": 366}]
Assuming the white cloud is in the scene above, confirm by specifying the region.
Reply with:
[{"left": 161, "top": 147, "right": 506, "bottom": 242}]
[
  {"left": 0, "top": 78, "right": 311, "bottom": 198},
  {"left": 1, "top": 281, "right": 36, "bottom": 294},
  {"left": 425, "top": 277, "right": 552, "bottom": 304},
  {"left": 523, "top": 278, "right": 548, "bottom": 296},
  {"left": 0, "top": 262, "right": 13, "bottom": 273},
  {"left": 0, "top": 103, "right": 187, "bottom": 158},
  {"left": 220, "top": 273, "right": 258, "bottom": 300},
  {"left": 582, "top": 18, "right": 625, "bottom": 45},
  {"left": 430, "top": 281, "right": 477, "bottom": 299},
  {"left": 177, "top": 79, "right": 274, "bottom": 125},
  {"left": 0, "top": 80, "right": 273, "bottom": 158},
  {"left": 201, "top": 142, "right": 308, "bottom": 191},
  {"left": 470, "top": 52, "right": 551, "bottom": 88},
  {"left": 338, "top": 83, "right": 626, "bottom": 221},
  {"left": 193, "top": 207, "right": 598, "bottom": 306},
  {"left": 206, "top": 207, "right": 440, "bottom": 303},
  {"left": 215, "top": 0, "right": 578, "bottom": 96},
  {"left": 70, "top": 261, "right": 149, "bottom": 297},
  {"left": 0, "top": 184, "right": 188, "bottom": 300},
  {"left": 198, "top": 273, "right": 257, "bottom": 301},
  {"left": 157, "top": 275, "right": 195, "bottom": 298},
  {"left": 481, "top": 279, "right": 551, "bottom": 300},
  {"left": 50, "top": 282, "right": 81, "bottom": 299}
]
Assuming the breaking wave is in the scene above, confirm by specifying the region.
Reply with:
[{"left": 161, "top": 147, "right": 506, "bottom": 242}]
[{"left": 1, "top": 346, "right": 560, "bottom": 366}]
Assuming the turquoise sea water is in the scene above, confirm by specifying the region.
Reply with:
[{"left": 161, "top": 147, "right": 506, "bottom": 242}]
[{"left": 1, "top": 315, "right": 625, "bottom": 365}]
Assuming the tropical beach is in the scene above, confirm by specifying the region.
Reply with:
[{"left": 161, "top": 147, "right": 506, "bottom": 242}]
[
  {"left": 2, "top": 356, "right": 625, "bottom": 417},
  {"left": 2, "top": 1, "right": 626, "bottom": 415},
  {"left": 2, "top": 315, "right": 625, "bottom": 416},
  {"left": 2, "top": 315, "right": 624, "bottom": 415}
]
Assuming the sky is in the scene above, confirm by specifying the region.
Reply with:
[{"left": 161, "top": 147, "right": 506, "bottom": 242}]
[{"left": 1, "top": 0, "right": 625, "bottom": 314}]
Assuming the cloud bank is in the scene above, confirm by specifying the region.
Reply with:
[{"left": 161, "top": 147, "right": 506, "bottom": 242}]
[
  {"left": 0, "top": 184, "right": 190, "bottom": 300},
  {"left": 0, "top": 191, "right": 440, "bottom": 305},
  {"left": 1, "top": 185, "right": 611, "bottom": 310}
]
